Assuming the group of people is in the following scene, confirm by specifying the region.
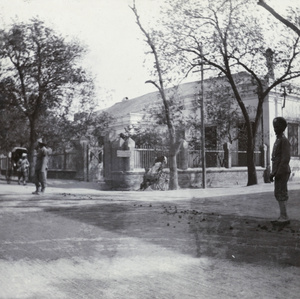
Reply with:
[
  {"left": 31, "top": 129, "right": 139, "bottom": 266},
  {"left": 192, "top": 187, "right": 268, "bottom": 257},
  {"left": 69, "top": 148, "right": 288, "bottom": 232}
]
[
  {"left": 17, "top": 153, "right": 30, "bottom": 185},
  {"left": 13, "top": 116, "right": 292, "bottom": 224}
]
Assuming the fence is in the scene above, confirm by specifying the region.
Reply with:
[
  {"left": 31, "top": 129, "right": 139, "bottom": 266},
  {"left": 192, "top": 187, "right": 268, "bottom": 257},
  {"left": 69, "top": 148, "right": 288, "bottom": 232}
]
[
  {"left": 188, "top": 150, "right": 225, "bottom": 168},
  {"left": 133, "top": 148, "right": 263, "bottom": 169},
  {"left": 0, "top": 155, "right": 7, "bottom": 168},
  {"left": 0, "top": 152, "right": 77, "bottom": 171},
  {"left": 47, "top": 152, "right": 77, "bottom": 171},
  {"left": 103, "top": 136, "right": 269, "bottom": 190},
  {"left": 133, "top": 148, "right": 169, "bottom": 169},
  {"left": 232, "top": 150, "right": 262, "bottom": 167}
]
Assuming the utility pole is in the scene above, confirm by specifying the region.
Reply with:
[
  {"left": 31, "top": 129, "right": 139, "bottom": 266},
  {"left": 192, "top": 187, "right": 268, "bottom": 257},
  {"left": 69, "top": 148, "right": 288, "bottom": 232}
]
[
  {"left": 200, "top": 46, "right": 206, "bottom": 189},
  {"left": 193, "top": 47, "right": 207, "bottom": 189}
]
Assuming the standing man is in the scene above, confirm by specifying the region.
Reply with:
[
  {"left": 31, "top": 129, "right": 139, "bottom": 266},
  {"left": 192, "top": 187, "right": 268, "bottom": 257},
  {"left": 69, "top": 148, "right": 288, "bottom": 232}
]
[
  {"left": 269, "top": 117, "right": 291, "bottom": 224},
  {"left": 32, "top": 138, "right": 50, "bottom": 195}
]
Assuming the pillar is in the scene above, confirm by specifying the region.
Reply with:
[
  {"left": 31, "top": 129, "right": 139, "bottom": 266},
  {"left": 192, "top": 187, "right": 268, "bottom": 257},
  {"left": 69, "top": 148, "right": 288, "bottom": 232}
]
[
  {"left": 123, "top": 137, "right": 136, "bottom": 171},
  {"left": 223, "top": 142, "right": 232, "bottom": 168},
  {"left": 178, "top": 140, "right": 189, "bottom": 170}
]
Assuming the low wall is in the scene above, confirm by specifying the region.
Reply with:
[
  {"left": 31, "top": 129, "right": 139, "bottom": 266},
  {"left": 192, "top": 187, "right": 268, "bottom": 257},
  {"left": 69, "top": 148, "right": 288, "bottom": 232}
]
[
  {"left": 178, "top": 167, "right": 266, "bottom": 188},
  {"left": 106, "top": 169, "right": 144, "bottom": 191},
  {"left": 47, "top": 170, "right": 77, "bottom": 180},
  {"left": 104, "top": 167, "right": 271, "bottom": 190},
  {"left": 0, "top": 169, "right": 77, "bottom": 181}
]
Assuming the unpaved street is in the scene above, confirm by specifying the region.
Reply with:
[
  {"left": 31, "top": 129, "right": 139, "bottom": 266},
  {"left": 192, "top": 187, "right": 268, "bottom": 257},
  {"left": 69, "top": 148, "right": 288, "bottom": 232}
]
[{"left": 0, "top": 180, "right": 300, "bottom": 299}]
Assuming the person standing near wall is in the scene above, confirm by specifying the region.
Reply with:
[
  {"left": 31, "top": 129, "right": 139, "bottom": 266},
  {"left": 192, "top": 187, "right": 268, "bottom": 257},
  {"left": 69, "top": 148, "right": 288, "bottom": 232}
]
[
  {"left": 32, "top": 138, "right": 50, "bottom": 195},
  {"left": 269, "top": 117, "right": 291, "bottom": 225}
]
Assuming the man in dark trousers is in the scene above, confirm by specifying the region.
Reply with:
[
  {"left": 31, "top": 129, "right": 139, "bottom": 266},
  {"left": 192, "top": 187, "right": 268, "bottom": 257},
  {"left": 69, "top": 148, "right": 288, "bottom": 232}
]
[{"left": 270, "top": 117, "right": 291, "bottom": 224}]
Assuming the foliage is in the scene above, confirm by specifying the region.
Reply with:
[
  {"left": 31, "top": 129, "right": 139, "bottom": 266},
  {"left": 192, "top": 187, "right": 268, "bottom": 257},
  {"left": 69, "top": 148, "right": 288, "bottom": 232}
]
[
  {"left": 89, "top": 111, "right": 115, "bottom": 147},
  {"left": 0, "top": 18, "right": 96, "bottom": 160},
  {"left": 204, "top": 77, "right": 247, "bottom": 145},
  {"left": 38, "top": 110, "right": 114, "bottom": 151},
  {"left": 129, "top": 125, "right": 170, "bottom": 151},
  {"left": 0, "top": 101, "right": 29, "bottom": 153}
]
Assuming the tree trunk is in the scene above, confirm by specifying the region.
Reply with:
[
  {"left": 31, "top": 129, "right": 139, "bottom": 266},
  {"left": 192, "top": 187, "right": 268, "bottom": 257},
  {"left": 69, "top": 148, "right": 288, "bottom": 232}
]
[
  {"left": 246, "top": 137, "right": 257, "bottom": 186},
  {"left": 169, "top": 144, "right": 179, "bottom": 190},
  {"left": 28, "top": 118, "right": 37, "bottom": 181}
]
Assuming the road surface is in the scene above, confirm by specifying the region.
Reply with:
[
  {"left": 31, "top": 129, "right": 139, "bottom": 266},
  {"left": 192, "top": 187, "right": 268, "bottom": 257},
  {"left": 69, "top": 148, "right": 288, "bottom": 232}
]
[{"left": 0, "top": 179, "right": 300, "bottom": 298}]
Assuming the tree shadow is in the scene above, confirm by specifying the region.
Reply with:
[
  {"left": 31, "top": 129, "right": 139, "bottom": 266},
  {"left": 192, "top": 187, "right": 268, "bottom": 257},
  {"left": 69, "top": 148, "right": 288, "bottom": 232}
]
[{"left": 43, "top": 196, "right": 300, "bottom": 268}]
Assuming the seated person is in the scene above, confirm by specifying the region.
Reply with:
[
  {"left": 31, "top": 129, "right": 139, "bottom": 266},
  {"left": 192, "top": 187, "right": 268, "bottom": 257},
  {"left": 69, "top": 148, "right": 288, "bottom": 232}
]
[{"left": 140, "top": 156, "right": 167, "bottom": 190}]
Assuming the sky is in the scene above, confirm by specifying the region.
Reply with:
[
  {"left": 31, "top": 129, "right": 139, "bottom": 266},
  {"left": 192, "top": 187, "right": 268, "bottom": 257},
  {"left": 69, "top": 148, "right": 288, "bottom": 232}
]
[
  {"left": 0, "top": 0, "right": 161, "bottom": 108},
  {"left": 0, "top": 0, "right": 299, "bottom": 110}
]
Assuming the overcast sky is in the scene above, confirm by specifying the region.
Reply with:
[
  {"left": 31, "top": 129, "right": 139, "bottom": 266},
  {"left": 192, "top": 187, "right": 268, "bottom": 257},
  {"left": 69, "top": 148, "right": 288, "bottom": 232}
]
[{"left": 0, "top": 0, "right": 299, "bottom": 109}]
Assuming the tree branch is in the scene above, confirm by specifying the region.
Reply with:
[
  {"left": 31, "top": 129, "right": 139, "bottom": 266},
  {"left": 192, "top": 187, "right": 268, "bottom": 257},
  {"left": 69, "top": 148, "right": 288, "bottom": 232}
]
[{"left": 258, "top": 0, "right": 300, "bottom": 36}]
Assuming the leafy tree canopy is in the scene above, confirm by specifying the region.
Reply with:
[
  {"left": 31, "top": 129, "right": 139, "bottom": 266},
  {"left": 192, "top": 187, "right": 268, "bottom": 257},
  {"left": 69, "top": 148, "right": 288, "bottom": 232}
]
[{"left": 0, "top": 18, "right": 98, "bottom": 156}]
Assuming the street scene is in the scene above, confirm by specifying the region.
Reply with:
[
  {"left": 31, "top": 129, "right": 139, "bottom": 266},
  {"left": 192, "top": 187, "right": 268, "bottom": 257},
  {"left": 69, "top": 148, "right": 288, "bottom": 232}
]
[
  {"left": 1, "top": 0, "right": 300, "bottom": 298},
  {"left": 0, "top": 178, "right": 300, "bottom": 298}
]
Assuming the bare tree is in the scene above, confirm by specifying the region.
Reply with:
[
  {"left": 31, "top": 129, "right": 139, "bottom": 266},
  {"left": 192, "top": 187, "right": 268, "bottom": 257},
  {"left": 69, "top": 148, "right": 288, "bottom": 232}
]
[
  {"left": 130, "top": 1, "right": 184, "bottom": 190},
  {"left": 163, "top": 0, "right": 300, "bottom": 185}
]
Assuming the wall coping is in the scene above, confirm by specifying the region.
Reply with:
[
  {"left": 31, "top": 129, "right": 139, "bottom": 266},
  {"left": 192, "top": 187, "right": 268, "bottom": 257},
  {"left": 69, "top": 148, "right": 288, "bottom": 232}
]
[
  {"left": 48, "top": 169, "right": 76, "bottom": 173},
  {"left": 179, "top": 167, "right": 265, "bottom": 173},
  {"left": 110, "top": 167, "right": 266, "bottom": 175}
]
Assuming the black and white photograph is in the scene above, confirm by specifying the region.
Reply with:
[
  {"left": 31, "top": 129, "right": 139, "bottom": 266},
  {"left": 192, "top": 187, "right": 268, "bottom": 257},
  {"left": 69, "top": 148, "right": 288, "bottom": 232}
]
[{"left": 0, "top": 0, "right": 300, "bottom": 298}]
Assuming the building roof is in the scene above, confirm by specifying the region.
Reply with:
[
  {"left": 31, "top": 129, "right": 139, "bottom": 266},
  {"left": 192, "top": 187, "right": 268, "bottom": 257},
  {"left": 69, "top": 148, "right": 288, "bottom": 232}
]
[
  {"left": 104, "top": 81, "right": 201, "bottom": 118},
  {"left": 103, "top": 72, "right": 269, "bottom": 120}
]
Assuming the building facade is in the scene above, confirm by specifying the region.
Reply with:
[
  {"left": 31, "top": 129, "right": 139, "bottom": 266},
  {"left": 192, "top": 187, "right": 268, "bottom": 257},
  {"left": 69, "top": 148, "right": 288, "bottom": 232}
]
[{"left": 104, "top": 74, "right": 300, "bottom": 182}]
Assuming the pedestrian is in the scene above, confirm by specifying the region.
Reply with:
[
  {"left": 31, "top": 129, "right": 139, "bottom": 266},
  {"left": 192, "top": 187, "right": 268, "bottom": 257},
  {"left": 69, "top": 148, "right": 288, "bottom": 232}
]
[
  {"left": 17, "top": 153, "right": 30, "bottom": 185},
  {"left": 16, "top": 156, "right": 22, "bottom": 184},
  {"left": 269, "top": 117, "right": 291, "bottom": 224},
  {"left": 32, "top": 138, "right": 50, "bottom": 195}
]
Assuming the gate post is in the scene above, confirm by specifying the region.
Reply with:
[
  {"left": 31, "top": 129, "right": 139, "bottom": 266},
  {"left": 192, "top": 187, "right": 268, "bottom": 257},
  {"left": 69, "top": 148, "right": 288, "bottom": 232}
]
[
  {"left": 223, "top": 142, "right": 232, "bottom": 168},
  {"left": 80, "top": 136, "right": 89, "bottom": 181},
  {"left": 123, "top": 137, "right": 136, "bottom": 171},
  {"left": 262, "top": 144, "right": 268, "bottom": 168},
  {"left": 178, "top": 140, "right": 189, "bottom": 170},
  {"left": 111, "top": 136, "right": 125, "bottom": 171}
]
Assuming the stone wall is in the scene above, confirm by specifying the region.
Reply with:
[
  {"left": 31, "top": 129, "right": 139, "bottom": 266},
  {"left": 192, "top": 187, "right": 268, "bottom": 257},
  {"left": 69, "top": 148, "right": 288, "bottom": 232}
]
[
  {"left": 104, "top": 167, "right": 269, "bottom": 191},
  {"left": 177, "top": 167, "right": 266, "bottom": 188}
]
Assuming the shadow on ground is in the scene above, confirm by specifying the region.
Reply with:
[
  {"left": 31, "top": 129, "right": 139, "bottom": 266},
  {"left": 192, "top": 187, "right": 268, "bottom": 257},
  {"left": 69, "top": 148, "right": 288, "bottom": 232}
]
[{"left": 42, "top": 191, "right": 300, "bottom": 268}]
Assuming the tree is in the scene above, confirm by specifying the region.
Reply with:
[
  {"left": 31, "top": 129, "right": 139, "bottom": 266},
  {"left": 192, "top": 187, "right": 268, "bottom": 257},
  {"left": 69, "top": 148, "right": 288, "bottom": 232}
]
[
  {"left": 258, "top": 0, "right": 300, "bottom": 36},
  {"left": 164, "top": 0, "right": 300, "bottom": 185},
  {"left": 130, "top": 1, "right": 186, "bottom": 190},
  {"left": 0, "top": 97, "right": 29, "bottom": 153},
  {"left": 204, "top": 77, "right": 240, "bottom": 145},
  {"left": 0, "top": 18, "right": 95, "bottom": 175},
  {"left": 85, "top": 111, "right": 115, "bottom": 147},
  {"left": 132, "top": 92, "right": 186, "bottom": 152}
]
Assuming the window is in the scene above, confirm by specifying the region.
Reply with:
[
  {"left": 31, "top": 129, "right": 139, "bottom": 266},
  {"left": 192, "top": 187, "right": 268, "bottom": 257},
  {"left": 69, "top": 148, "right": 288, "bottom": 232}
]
[
  {"left": 205, "top": 126, "right": 217, "bottom": 150},
  {"left": 288, "top": 123, "right": 299, "bottom": 156},
  {"left": 238, "top": 122, "right": 255, "bottom": 151}
]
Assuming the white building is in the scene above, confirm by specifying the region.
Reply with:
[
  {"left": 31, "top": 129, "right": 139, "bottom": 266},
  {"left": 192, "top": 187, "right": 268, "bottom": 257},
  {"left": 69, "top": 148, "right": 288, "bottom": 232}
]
[{"left": 104, "top": 74, "right": 300, "bottom": 179}]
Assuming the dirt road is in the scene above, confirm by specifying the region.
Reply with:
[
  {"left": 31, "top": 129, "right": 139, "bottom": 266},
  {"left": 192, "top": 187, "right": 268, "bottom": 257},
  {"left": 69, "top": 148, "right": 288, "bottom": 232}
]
[{"left": 0, "top": 181, "right": 299, "bottom": 298}]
